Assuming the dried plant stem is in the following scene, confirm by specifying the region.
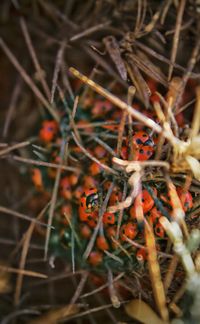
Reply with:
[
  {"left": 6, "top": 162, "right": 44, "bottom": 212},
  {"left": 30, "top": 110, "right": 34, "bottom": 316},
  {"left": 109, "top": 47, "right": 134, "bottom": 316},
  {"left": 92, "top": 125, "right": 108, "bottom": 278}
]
[
  {"left": 20, "top": 17, "right": 51, "bottom": 99},
  {"left": 70, "top": 272, "right": 88, "bottom": 304},
  {"left": 116, "top": 110, "right": 127, "bottom": 156},
  {"left": 116, "top": 181, "right": 127, "bottom": 239},
  {"left": 190, "top": 86, "right": 200, "bottom": 139},
  {"left": 126, "top": 59, "right": 150, "bottom": 108},
  {"left": 127, "top": 86, "right": 136, "bottom": 160},
  {"left": 134, "top": 40, "right": 199, "bottom": 77},
  {"left": 69, "top": 67, "right": 181, "bottom": 148},
  {"left": 72, "top": 95, "right": 79, "bottom": 119},
  {"left": 0, "top": 38, "right": 59, "bottom": 122},
  {"left": 124, "top": 235, "right": 172, "bottom": 259},
  {"left": 51, "top": 41, "right": 66, "bottom": 103},
  {"left": 103, "top": 250, "right": 124, "bottom": 265},
  {"left": 160, "top": 217, "right": 195, "bottom": 276},
  {"left": 166, "top": 179, "right": 189, "bottom": 238},
  {"left": 61, "top": 61, "right": 74, "bottom": 99},
  {"left": 79, "top": 64, "right": 99, "bottom": 106},
  {"left": 161, "top": 0, "right": 172, "bottom": 25},
  {"left": 154, "top": 101, "right": 166, "bottom": 160},
  {"left": 70, "top": 22, "right": 110, "bottom": 42},
  {"left": 0, "top": 265, "right": 47, "bottom": 279},
  {"left": 92, "top": 136, "right": 116, "bottom": 157},
  {"left": 12, "top": 155, "right": 80, "bottom": 173},
  {"left": 144, "top": 221, "right": 169, "bottom": 321},
  {"left": 144, "top": 9, "right": 160, "bottom": 33},
  {"left": 170, "top": 282, "right": 186, "bottom": 305},
  {"left": 113, "top": 157, "right": 170, "bottom": 170},
  {"left": 84, "top": 46, "right": 126, "bottom": 87},
  {"left": 28, "top": 270, "right": 85, "bottom": 289},
  {"left": 107, "top": 267, "right": 120, "bottom": 308},
  {"left": 70, "top": 68, "right": 159, "bottom": 130},
  {"left": 103, "top": 35, "right": 127, "bottom": 81},
  {"left": 83, "top": 183, "right": 114, "bottom": 260},
  {"left": 0, "top": 206, "right": 52, "bottom": 227},
  {"left": 80, "top": 272, "right": 124, "bottom": 299},
  {"left": 3, "top": 76, "right": 23, "bottom": 138},
  {"left": 169, "top": 303, "right": 183, "bottom": 317},
  {"left": 111, "top": 236, "right": 132, "bottom": 259},
  {"left": 72, "top": 132, "right": 117, "bottom": 175},
  {"left": 134, "top": 0, "right": 142, "bottom": 33},
  {"left": 29, "top": 304, "right": 80, "bottom": 324},
  {"left": 164, "top": 255, "right": 179, "bottom": 293},
  {"left": 62, "top": 303, "right": 122, "bottom": 323},
  {"left": 0, "top": 141, "right": 30, "bottom": 157},
  {"left": 44, "top": 141, "right": 68, "bottom": 260},
  {"left": 173, "top": 36, "right": 200, "bottom": 111},
  {"left": 14, "top": 203, "right": 50, "bottom": 305},
  {"left": 168, "top": 0, "right": 186, "bottom": 80}
]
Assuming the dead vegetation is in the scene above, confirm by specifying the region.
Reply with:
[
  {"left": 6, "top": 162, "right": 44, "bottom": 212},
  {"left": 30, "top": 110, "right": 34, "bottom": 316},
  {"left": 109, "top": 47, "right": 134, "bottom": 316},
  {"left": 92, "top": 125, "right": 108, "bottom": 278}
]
[{"left": 0, "top": 1, "right": 200, "bottom": 323}]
